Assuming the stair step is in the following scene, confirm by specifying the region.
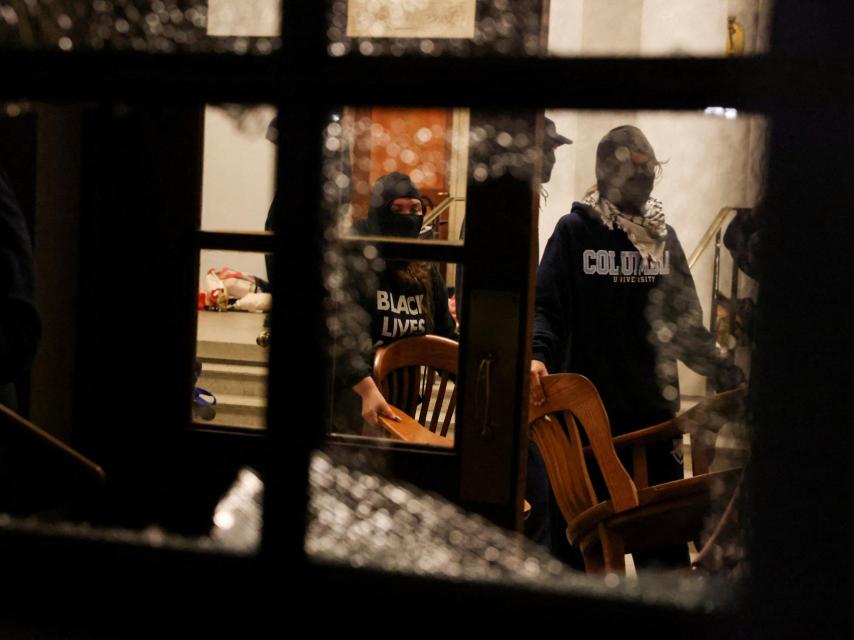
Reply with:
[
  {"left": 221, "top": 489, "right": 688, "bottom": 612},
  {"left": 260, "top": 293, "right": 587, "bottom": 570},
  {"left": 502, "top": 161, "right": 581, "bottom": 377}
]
[
  {"left": 197, "top": 340, "right": 268, "bottom": 366},
  {"left": 198, "top": 362, "right": 268, "bottom": 397},
  {"left": 196, "top": 393, "right": 267, "bottom": 430}
]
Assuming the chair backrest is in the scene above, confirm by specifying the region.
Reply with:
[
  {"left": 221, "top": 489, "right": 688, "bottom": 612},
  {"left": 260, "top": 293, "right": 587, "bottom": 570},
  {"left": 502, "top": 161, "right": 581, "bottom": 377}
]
[
  {"left": 529, "top": 374, "right": 639, "bottom": 525},
  {"left": 373, "top": 335, "right": 458, "bottom": 436}
]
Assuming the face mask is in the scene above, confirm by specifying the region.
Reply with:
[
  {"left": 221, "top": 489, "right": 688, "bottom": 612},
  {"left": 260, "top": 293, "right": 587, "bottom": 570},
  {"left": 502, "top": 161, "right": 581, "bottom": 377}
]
[
  {"left": 614, "top": 171, "right": 654, "bottom": 212},
  {"left": 378, "top": 211, "right": 423, "bottom": 238}
]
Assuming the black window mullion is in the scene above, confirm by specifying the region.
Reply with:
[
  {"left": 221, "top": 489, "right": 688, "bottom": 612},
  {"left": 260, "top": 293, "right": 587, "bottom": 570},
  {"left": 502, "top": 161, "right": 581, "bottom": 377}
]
[
  {"left": 0, "top": 49, "right": 280, "bottom": 103},
  {"left": 3, "top": 52, "right": 853, "bottom": 110},
  {"left": 260, "top": 0, "right": 328, "bottom": 567},
  {"left": 337, "top": 237, "right": 465, "bottom": 263},
  {"left": 194, "top": 230, "right": 274, "bottom": 254}
]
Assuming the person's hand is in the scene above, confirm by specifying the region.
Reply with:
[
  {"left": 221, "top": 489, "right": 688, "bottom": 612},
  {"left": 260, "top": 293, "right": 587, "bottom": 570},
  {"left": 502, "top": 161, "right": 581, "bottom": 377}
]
[
  {"left": 353, "top": 377, "right": 398, "bottom": 427},
  {"left": 530, "top": 359, "right": 549, "bottom": 406}
]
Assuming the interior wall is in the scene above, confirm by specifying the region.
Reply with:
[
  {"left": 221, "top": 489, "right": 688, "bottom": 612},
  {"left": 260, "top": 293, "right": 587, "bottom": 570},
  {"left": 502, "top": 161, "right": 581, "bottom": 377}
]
[
  {"left": 582, "top": 0, "right": 644, "bottom": 55},
  {"left": 640, "top": 0, "right": 727, "bottom": 56},
  {"left": 199, "top": 106, "right": 276, "bottom": 285}
]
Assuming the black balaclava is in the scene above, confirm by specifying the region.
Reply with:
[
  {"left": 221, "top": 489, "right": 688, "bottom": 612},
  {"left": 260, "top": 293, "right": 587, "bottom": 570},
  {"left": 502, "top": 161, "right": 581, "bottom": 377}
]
[
  {"left": 367, "top": 172, "right": 424, "bottom": 238},
  {"left": 596, "top": 125, "right": 657, "bottom": 213}
]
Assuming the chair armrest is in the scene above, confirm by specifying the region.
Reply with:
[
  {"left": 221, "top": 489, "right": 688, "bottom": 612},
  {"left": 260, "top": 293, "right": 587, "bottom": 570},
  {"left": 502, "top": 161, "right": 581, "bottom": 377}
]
[{"left": 610, "top": 420, "right": 683, "bottom": 449}]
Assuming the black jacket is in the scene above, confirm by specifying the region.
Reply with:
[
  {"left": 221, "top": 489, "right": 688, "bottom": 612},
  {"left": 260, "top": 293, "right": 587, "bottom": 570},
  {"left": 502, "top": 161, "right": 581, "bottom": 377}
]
[
  {"left": 0, "top": 170, "right": 40, "bottom": 407},
  {"left": 533, "top": 203, "right": 743, "bottom": 430}
]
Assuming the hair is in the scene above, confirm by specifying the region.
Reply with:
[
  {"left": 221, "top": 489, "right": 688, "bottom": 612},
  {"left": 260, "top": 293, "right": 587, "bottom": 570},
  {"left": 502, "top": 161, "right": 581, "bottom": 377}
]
[{"left": 387, "top": 260, "right": 434, "bottom": 329}]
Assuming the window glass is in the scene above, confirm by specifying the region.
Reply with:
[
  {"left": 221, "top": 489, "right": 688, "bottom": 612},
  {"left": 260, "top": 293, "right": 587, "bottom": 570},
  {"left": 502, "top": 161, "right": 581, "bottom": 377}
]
[
  {"left": 321, "top": 106, "right": 468, "bottom": 245},
  {"left": 317, "top": 106, "right": 545, "bottom": 449},
  {"left": 200, "top": 104, "right": 277, "bottom": 232},
  {"left": 195, "top": 249, "right": 270, "bottom": 431},
  {"left": 0, "top": 100, "right": 265, "bottom": 544},
  {"left": 330, "top": 0, "right": 772, "bottom": 58},
  {"left": 314, "top": 103, "right": 764, "bottom": 582},
  {"left": 328, "top": 0, "right": 545, "bottom": 57},
  {"left": 0, "top": 0, "right": 280, "bottom": 53},
  {"left": 324, "top": 257, "right": 460, "bottom": 446},
  {"left": 541, "top": 108, "right": 766, "bottom": 405}
]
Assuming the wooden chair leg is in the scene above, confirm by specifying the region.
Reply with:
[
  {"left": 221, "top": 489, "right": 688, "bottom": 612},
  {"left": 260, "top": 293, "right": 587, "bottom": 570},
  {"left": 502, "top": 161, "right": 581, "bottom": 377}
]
[
  {"left": 581, "top": 547, "right": 605, "bottom": 574},
  {"left": 570, "top": 529, "right": 604, "bottom": 574},
  {"left": 599, "top": 524, "right": 626, "bottom": 573},
  {"left": 692, "top": 475, "right": 744, "bottom": 572},
  {"left": 577, "top": 529, "right": 626, "bottom": 574}
]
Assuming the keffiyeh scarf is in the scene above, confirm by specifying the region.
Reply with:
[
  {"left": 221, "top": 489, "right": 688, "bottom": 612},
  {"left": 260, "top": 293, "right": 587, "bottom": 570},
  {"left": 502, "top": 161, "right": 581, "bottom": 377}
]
[{"left": 583, "top": 190, "right": 668, "bottom": 265}]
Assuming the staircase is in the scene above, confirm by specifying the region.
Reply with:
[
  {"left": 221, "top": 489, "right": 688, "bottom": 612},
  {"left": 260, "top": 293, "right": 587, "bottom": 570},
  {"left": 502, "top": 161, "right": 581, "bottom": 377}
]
[{"left": 195, "top": 310, "right": 269, "bottom": 430}]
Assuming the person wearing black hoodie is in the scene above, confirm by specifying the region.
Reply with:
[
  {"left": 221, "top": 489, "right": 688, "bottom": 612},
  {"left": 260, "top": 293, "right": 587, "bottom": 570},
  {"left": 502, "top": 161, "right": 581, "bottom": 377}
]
[
  {"left": 0, "top": 169, "right": 40, "bottom": 411},
  {"left": 530, "top": 125, "right": 744, "bottom": 570},
  {"left": 332, "top": 172, "right": 458, "bottom": 432}
]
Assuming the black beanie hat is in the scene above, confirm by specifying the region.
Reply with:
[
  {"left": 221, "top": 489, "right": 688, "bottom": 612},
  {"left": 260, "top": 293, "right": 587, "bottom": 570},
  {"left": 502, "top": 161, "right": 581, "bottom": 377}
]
[{"left": 367, "top": 172, "right": 423, "bottom": 238}]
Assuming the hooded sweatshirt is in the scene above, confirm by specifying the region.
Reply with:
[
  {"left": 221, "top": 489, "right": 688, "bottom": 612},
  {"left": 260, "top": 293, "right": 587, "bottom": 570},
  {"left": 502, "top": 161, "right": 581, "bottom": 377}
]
[
  {"left": 0, "top": 169, "right": 40, "bottom": 409},
  {"left": 533, "top": 202, "right": 743, "bottom": 431},
  {"left": 335, "top": 173, "right": 458, "bottom": 389}
]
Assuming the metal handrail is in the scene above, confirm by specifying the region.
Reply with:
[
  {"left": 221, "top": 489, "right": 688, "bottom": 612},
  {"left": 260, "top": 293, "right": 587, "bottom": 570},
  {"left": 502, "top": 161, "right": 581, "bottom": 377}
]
[
  {"left": 687, "top": 207, "right": 738, "bottom": 269},
  {"left": 423, "top": 196, "right": 464, "bottom": 228}
]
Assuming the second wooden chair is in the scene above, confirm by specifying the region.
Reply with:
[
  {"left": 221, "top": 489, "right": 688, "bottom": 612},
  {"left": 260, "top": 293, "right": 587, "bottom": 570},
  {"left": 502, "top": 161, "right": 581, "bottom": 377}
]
[{"left": 529, "top": 373, "right": 744, "bottom": 574}]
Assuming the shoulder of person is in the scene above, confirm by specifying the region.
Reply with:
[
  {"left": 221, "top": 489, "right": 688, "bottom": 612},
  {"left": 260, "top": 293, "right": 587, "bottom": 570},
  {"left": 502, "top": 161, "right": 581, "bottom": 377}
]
[
  {"left": 429, "top": 264, "right": 449, "bottom": 290},
  {"left": 550, "top": 203, "right": 604, "bottom": 242}
]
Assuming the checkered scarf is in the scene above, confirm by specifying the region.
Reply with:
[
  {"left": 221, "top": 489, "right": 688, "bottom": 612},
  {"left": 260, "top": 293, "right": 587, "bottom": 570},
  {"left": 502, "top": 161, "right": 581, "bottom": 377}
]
[{"left": 583, "top": 190, "right": 668, "bottom": 265}]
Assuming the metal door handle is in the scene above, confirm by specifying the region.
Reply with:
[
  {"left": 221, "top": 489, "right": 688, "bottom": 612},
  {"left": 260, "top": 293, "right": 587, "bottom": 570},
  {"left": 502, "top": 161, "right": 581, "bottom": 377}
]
[{"left": 476, "top": 354, "right": 494, "bottom": 440}]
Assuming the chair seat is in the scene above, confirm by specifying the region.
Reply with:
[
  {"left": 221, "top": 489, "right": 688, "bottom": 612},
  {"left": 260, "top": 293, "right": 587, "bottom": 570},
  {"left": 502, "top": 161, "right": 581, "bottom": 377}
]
[{"left": 568, "top": 468, "right": 742, "bottom": 554}]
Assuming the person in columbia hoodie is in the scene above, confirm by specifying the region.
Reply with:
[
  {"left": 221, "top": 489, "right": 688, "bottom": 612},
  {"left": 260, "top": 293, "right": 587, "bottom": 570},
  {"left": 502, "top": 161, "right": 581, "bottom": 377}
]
[
  {"left": 530, "top": 125, "right": 744, "bottom": 569},
  {"left": 0, "top": 169, "right": 40, "bottom": 411},
  {"left": 332, "top": 172, "right": 458, "bottom": 433}
]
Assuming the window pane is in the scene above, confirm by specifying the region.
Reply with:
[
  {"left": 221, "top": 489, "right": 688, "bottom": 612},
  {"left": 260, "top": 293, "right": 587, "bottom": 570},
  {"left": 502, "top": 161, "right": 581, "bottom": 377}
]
[
  {"left": 328, "top": 0, "right": 546, "bottom": 57},
  {"left": 310, "top": 103, "right": 765, "bottom": 585},
  {"left": 195, "top": 249, "right": 270, "bottom": 431},
  {"left": 0, "top": 100, "right": 263, "bottom": 546},
  {"left": 329, "top": 0, "right": 772, "bottom": 58},
  {"left": 0, "top": 0, "right": 280, "bottom": 53},
  {"left": 325, "top": 258, "right": 460, "bottom": 447},
  {"left": 322, "top": 107, "right": 468, "bottom": 244},
  {"left": 201, "top": 104, "right": 277, "bottom": 232},
  {"left": 541, "top": 108, "right": 765, "bottom": 407}
]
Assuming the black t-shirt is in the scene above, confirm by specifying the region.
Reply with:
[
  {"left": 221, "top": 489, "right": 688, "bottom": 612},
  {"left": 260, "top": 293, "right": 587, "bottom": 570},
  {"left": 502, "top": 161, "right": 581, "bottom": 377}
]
[{"left": 336, "top": 264, "right": 458, "bottom": 389}]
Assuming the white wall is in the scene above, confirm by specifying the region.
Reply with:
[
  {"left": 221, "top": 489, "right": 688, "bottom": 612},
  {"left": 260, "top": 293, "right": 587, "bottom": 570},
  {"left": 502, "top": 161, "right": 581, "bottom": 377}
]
[
  {"left": 640, "top": 0, "right": 727, "bottom": 56},
  {"left": 199, "top": 106, "right": 276, "bottom": 286}
]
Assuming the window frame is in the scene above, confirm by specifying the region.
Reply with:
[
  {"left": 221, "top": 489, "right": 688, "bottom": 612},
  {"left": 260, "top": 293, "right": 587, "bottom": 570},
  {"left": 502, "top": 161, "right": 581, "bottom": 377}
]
[{"left": 1, "top": 0, "right": 851, "bottom": 632}]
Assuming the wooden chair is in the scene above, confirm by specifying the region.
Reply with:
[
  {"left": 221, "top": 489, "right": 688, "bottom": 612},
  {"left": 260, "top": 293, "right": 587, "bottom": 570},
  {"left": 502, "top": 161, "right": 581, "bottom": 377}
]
[
  {"left": 374, "top": 337, "right": 532, "bottom": 517},
  {"left": 528, "top": 374, "right": 745, "bottom": 574},
  {"left": 373, "top": 335, "right": 458, "bottom": 438}
]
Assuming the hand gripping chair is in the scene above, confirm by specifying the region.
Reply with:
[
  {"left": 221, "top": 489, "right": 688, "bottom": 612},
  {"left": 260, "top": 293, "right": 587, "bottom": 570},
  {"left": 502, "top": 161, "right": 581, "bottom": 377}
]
[
  {"left": 528, "top": 373, "right": 745, "bottom": 574},
  {"left": 372, "top": 335, "right": 458, "bottom": 445}
]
